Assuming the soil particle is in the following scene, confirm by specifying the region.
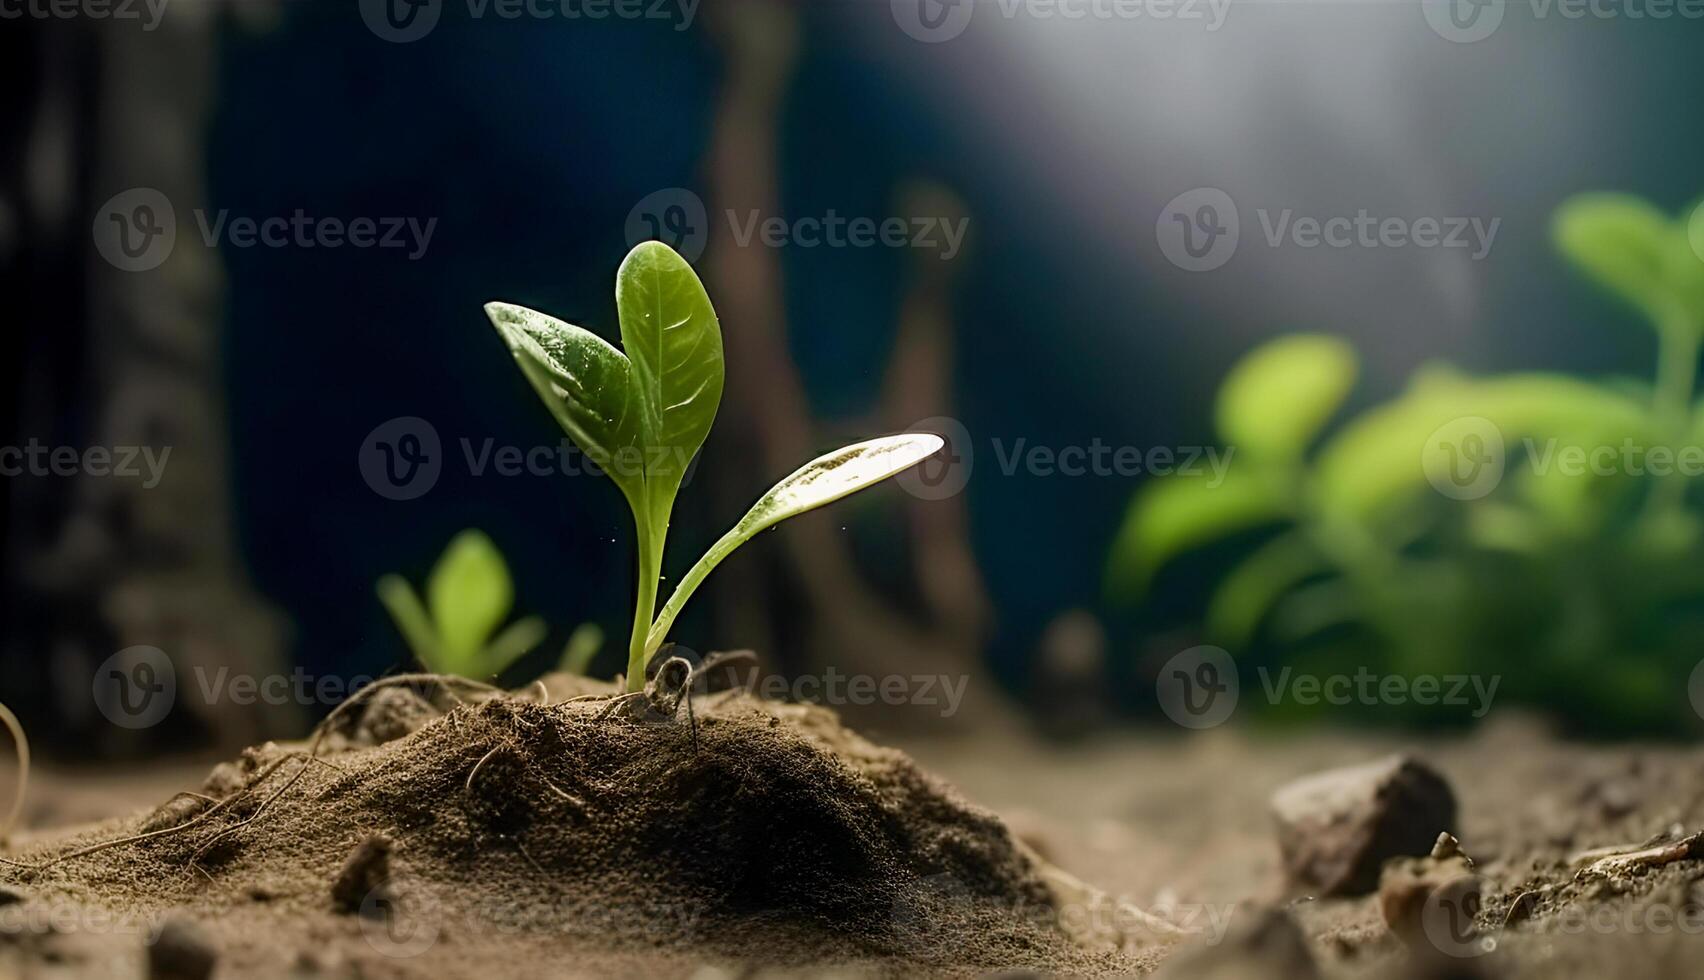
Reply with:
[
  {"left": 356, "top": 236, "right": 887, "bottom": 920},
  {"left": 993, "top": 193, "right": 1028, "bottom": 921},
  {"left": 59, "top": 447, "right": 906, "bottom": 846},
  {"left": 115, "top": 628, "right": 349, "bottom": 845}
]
[
  {"left": 149, "top": 915, "right": 216, "bottom": 980},
  {"left": 330, "top": 834, "right": 393, "bottom": 914},
  {"left": 1152, "top": 907, "right": 1318, "bottom": 980},
  {"left": 1272, "top": 755, "right": 1456, "bottom": 897}
]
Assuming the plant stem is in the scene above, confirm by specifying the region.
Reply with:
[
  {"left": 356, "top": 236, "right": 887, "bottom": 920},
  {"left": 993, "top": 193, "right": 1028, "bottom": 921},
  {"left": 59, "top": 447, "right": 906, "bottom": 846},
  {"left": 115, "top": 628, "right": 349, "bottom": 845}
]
[
  {"left": 626, "top": 515, "right": 664, "bottom": 692},
  {"left": 1649, "top": 316, "right": 1700, "bottom": 515}
]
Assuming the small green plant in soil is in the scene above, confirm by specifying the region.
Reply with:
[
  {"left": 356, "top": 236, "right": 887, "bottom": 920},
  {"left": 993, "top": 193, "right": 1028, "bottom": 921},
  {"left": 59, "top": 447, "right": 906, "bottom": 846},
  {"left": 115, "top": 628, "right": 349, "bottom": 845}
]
[
  {"left": 377, "top": 529, "right": 548, "bottom": 680},
  {"left": 1108, "top": 192, "right": 1704, "bottom": 732},
  {"left": 487, "top": 241, "right": 941, "bottom": 692}
]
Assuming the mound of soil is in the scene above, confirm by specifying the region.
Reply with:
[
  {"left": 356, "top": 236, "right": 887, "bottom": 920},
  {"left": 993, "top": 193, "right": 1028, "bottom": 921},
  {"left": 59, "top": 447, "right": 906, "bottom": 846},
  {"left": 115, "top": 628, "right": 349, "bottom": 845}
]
[{"left": 1, "top": 676, "right": 1174, "bottom": 978}]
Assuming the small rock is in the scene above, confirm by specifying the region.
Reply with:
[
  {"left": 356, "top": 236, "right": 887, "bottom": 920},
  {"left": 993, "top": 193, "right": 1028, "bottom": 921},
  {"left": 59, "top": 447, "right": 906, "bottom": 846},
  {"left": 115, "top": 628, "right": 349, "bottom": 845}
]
[
  {"left": 1378, "top": 851, "right": 1479, "bottom": 948},
  {"left": 1271, "top": 755, "right": 1457, "bottom": 896},
  {"left": 149, "top": 916, "right": 216, "bottom": 980},
  {"left": 330, "top": 835, "right": 393, "bottom": 914},
  {"left": 356, "top": 687, "right": 438, "bottom": 745},
  {"left": 1152, "top": 908, "right": 1318, "bottom": 980},
  {"left": 0, "top": 886, "right": 25, "bottom": 906}
]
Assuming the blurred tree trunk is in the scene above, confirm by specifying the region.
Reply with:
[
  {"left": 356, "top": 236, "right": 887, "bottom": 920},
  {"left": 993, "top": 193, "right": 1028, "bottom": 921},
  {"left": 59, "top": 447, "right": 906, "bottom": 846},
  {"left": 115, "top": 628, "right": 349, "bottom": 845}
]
[
  {"left": 701, "top": 0, "right": 1003, "bottom": 728},
  {"left": 0, "top": 6, "right": 292, "bottom": 757}
]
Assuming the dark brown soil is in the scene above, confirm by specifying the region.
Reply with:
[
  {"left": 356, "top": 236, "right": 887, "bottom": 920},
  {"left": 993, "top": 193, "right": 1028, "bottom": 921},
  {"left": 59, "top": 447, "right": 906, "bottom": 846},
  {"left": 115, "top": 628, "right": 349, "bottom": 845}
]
[
  {"left": 0, "top": 676, "right": 1171, "bottom": 979},
  {"left": 8, "top": 693, "right": 1704, "bottom": 978}
]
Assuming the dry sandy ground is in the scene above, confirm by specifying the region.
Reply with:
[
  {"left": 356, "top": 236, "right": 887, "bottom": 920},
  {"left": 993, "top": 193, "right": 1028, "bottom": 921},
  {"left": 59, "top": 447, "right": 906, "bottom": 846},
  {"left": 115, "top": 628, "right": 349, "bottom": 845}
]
[{"left": 5, "top": 706, "right": 1704, "bottom": 978}]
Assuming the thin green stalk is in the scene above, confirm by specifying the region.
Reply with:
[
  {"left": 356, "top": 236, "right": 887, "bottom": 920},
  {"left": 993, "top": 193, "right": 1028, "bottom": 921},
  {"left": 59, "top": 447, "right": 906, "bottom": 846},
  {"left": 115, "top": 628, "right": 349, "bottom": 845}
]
[
  {"left": 1648, "top": 316, "right": 1700, "bottom": 515},
  {"left": 626, "top": 515, "right": 664, "bottom": 692}
]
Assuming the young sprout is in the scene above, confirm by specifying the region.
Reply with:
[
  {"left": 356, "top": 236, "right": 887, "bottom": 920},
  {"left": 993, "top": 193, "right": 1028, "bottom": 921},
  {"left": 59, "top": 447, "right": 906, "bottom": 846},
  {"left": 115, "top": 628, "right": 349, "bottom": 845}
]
[
  {"left": 377, "top": 529, "right": 548, "bottom": 680},
  {"left": 487, "top": 241, "right": 943, "bottom": 692},
  {"left": 0, "top": 701, "right": 27, "bottom": 845}
]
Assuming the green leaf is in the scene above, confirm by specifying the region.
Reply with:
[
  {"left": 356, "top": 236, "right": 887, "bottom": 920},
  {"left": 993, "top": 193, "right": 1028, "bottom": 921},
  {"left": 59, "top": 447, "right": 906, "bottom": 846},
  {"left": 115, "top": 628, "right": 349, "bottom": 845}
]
[
  {"left": 1310, "top": 373, "right": 1654, "bottom": 525},
  {"left": 1104, "top": 468, "right": 1290, "bottom": 600},
  {"left": 644, "top": 434, "right": 944, "bottom": 654},
  {"left": 376, "top": 575, "right": 442, "bottom": 671},
  {"left": 1205, "top": 531, "right": 1329, "bottom": 647},
  {"left": 558, "top": 622, "right": 605, "bottom": 676},
  {"left": 1554, "top": 193, "right": 1684, "bottom": 328},
  {"left": 428, "top": 529, "right": 514, "bottom": 662},
  {"left": 481, "top": 615, "right": 547, "bottom": 677},
  {"left": 485, "top": 301, "right": 646, "bottom": 510},
  {"left": 1215, "top": 334, "right": 1358, "bottom": 461},
  {"left": 615, "top": 241, "right": 725, "bottom": 515}
]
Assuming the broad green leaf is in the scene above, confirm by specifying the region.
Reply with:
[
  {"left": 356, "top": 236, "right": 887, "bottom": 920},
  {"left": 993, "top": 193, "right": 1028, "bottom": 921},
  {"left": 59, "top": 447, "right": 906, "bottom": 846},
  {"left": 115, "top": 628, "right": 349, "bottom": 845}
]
[
  {"left": 1104, "top": 468, "right": 1290, "bottom": 600},
  {"left": 1205, "top": 531, "right": 1329, "bottom": 647},
  {"left": 1554, "top": 194, "right": 1682, "bottom": 328},
  {"left": 486, "top": 301, "right": 646, "bottom": 510},
  {"left": 1215, "top": 334, "right": 1357, "bottom": 461},
  {"left": 644, "top": 434, "right": 944, "bottom": 654},
  {"left": 428, "top": 529, "right": 514, "bottom": 661},
  {"left": 376, "top": 575, "right": 442, "bottom": 670},
  {"left": 615, "top": 241, "right": 724, "bottom": 512},
  {"left": 481, "top": 615, "right": 548, "bottom": 677}
]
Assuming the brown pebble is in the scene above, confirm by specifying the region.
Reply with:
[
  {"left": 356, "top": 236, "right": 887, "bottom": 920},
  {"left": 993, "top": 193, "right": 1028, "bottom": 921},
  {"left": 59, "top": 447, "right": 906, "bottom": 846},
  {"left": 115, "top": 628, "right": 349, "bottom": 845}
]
[
  {"left": 330, "top": 835, "right": 393, "bottom": 914},
  {"left": 1271, "top": 755, "right": 1457, "bottom": 896},
  {"left": 149, "top": 916, "right": 216, "bottom": 980}
]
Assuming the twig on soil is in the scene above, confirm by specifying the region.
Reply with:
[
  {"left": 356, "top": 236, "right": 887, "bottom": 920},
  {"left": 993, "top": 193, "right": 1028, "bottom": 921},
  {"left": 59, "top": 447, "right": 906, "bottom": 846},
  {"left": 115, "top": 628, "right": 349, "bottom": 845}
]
[
  {"left": 309, "top": 673, "right": 502, "bottom": 757},
  {"left": 189, "top": 756, "right": 316, "bottom": 868},
  {"left": 2, "top": 752, "right": 308, "bottom": 874},
  {"left": 465, "top": 745, "right": 504, "bottom": 796},
  {"left": 0, "top": 702, "right": 28, "bottom": 846}
]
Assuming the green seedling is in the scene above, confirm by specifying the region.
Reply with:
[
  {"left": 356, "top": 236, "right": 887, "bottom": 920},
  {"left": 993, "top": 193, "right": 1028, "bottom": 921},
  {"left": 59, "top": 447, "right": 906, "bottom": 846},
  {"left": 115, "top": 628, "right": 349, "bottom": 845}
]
[
  {"left": 377, "top": 529, "right": 548, "bottom": 680},
  {"left": 487, "top": 241, "right": 942, "bottom": 692}
]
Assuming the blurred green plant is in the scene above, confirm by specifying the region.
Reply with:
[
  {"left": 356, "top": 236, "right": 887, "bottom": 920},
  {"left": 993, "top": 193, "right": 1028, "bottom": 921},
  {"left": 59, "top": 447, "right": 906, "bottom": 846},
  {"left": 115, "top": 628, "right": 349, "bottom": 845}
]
[
  {"left": 1109, "top": 193, "right": 1704, "bottom": 732},
  {"left": 558, "top": 622, "right": 605, "bottom": 676},
  {"left": 377, "top": 529, "right": 548, "bottom": 680}
]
